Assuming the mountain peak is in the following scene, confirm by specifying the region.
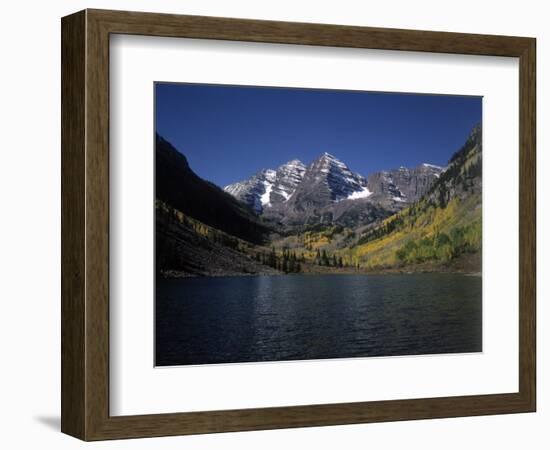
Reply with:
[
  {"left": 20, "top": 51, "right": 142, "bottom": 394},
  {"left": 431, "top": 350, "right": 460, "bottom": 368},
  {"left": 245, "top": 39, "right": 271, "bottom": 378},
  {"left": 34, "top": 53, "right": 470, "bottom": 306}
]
[
  {"left": 314, "top": 152, "right": 349, "bottom": 173},
  {"left": 225, "top": 151, "right": 447, "bottom": 218},
  {"left": 224, "top": 159, "right": 307, "bottom": 212},
  {"left": 294, "top": 152, "right": 369, "bottom": 203},
  {"left": 285, "top": 159, "right": 304, "bottom": 166},
  {"left": 280, "top": 159, "right": 306, "bottom": 171},
  {"left": 320, "top": 152, "right": 338, "bottom": 161}
]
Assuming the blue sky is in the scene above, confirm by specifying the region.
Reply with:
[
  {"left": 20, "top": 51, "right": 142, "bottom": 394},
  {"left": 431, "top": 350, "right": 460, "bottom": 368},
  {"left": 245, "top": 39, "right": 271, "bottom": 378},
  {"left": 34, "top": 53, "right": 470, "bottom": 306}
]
[{"left": 155, "top": 83, "right": 481, "bottom": 188}]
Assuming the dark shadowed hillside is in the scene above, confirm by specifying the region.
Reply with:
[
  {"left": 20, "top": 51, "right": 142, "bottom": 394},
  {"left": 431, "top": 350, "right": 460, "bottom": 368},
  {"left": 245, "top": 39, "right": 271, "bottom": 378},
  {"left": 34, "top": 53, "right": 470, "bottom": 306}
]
[
  {"left": 156, "top": 202, "right": 279, "bottom": 277},
  {"left": 155, "top": 134, "right": 269, "bottom": 244}
]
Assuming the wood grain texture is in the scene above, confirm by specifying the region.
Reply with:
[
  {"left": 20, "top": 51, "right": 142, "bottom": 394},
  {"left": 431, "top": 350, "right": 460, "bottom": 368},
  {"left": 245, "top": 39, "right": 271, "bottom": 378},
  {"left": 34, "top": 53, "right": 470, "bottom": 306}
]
[
  {"left": 84, "top": 10, "right": 111, "bottom": 440},
  {"left": 518, "top": 39, "right": 536, "bottom": 410},
  {"left": 89, "top": 8, "right": 532, "bottom": 57},
  {"left": 61, "top": 8, "right": 537, "bottom": 441},
  {"left": 61, "top": 10, "right": 86, "bottom": 439}
]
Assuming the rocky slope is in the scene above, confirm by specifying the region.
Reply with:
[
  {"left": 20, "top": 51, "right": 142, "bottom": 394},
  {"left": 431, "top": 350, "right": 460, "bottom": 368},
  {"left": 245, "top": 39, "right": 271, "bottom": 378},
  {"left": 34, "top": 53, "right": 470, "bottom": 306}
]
[
  {"left": 225, "top": 151, "right": 443, "bottom": 228},
  {"left": 367, "top": 163, "right": 444, "bottom": 202},
  {"left": 156, "top": 202, "right": 279, "bottom": 277},
  {"left": 224, "top": 160, "right": 306, "bottom": 213}
]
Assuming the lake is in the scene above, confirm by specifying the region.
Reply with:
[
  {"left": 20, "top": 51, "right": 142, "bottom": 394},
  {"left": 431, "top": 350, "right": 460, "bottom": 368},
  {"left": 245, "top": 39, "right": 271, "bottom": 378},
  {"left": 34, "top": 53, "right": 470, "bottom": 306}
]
[{"left": 155, "top": 273, "right": 482, "bottom": 366}]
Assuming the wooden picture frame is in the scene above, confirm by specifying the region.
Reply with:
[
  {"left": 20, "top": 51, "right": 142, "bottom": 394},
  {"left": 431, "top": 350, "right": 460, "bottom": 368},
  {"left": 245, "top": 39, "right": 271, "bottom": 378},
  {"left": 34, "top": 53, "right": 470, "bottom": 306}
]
[{"left": 61, "top": 9, "right": 536, "bottom": 441}]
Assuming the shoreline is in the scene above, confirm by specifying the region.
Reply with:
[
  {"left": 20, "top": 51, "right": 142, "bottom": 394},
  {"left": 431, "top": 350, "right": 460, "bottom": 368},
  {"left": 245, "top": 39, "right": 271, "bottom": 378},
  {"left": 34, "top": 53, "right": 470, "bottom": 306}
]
[
  {"left": 161, "top": 250, "right": 482, "bottom": 279},
  {"left": 160, "top": 267, "right": 482, "bottom": 279}
]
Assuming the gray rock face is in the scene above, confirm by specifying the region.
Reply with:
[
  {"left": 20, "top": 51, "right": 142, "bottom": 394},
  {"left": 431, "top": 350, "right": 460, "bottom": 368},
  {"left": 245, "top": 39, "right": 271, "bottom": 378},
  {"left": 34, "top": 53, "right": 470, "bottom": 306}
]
[
  {"left": 366, "top": 171, "right": 403, "bottom": 200},
  {"left": 224, "top": 160, "right": 306, "bottom": 213},
  {"left": 223, "top": 169, "right": 277, "bottom": 213},
  {"left": 290, "top": 153, "right": 370, "bottom": 203},
  {"left": 367, "top": 164, "right": 444, "bottom": 203},
  {"left": 272, "top": 153, "right": 372, "bottom": 225},
  {"left": 224, "top": 152, "right": 444, "bottom": 228},
  {"left": 270, "top": 160, "right": 307, "bottom": 204}
]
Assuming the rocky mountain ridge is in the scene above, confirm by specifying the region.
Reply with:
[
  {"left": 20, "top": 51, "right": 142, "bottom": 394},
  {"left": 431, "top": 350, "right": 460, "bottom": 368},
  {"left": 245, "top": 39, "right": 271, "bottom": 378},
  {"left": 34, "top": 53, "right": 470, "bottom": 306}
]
[
  {"left": 225, "top": 152, "right": 444, "bottom": 227},
  {"left": 224, "top": 159, "right": 307, "bottom": 212}
]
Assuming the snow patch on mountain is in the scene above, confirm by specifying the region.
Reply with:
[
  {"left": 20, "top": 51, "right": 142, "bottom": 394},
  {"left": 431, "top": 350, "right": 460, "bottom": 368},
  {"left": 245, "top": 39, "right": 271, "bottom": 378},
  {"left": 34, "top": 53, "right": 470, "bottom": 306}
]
[
  {"left": 260, "top": 182, "right": 273, "bottom": 207},
  {"left": 346, "top": 186, "right": 373, "bottom": 200},
  {"left": 422, "top": 163, "right": 443, "bottom": 170}
]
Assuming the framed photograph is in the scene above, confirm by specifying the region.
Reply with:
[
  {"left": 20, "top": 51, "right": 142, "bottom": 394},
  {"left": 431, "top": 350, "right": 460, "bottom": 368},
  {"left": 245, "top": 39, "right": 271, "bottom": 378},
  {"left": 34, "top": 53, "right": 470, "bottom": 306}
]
[{"left": 61, "top": 9, "right": 536, "bottom": 440}]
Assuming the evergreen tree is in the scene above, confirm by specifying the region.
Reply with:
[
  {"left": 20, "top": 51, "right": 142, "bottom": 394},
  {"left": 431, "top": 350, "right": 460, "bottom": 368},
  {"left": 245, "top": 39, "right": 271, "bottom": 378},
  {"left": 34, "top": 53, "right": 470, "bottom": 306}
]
[
  {"left": 322, "top": 250, "right": 329, "bottom": 266},
  {"left": 269, "top": 247, "right": 277, "bottom": 269}
]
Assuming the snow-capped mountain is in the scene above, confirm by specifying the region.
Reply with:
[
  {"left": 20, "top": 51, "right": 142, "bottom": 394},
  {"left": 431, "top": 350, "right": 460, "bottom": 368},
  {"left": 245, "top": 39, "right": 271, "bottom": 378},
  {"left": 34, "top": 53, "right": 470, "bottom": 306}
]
[
  {"left": 283, "top": 152, "right": 372, "bottom": 210},
  {"left": 224, "top": 152, "right": 444, "bottom": 227},
  {"left": 223, "top": 169, "right": 276, "bottom": 213},
  {"left": 270, "top": 159, "right": 307, "bottom": 204},
  {"left": 224, "top": 160, "right": 306, "bottom": 213},
  {"left": 307, "top": 152, "right": 372, "bottom": 201},
  {"left": 224, "top": 153, "right": 371, "bottom": 213}
]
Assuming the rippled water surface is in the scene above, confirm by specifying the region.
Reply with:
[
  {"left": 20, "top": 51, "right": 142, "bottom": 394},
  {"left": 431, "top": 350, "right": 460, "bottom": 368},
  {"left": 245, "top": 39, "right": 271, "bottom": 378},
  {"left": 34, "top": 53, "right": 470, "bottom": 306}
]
[{"left": 155, "top": 273, "right": 482, "bottom": 366}]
